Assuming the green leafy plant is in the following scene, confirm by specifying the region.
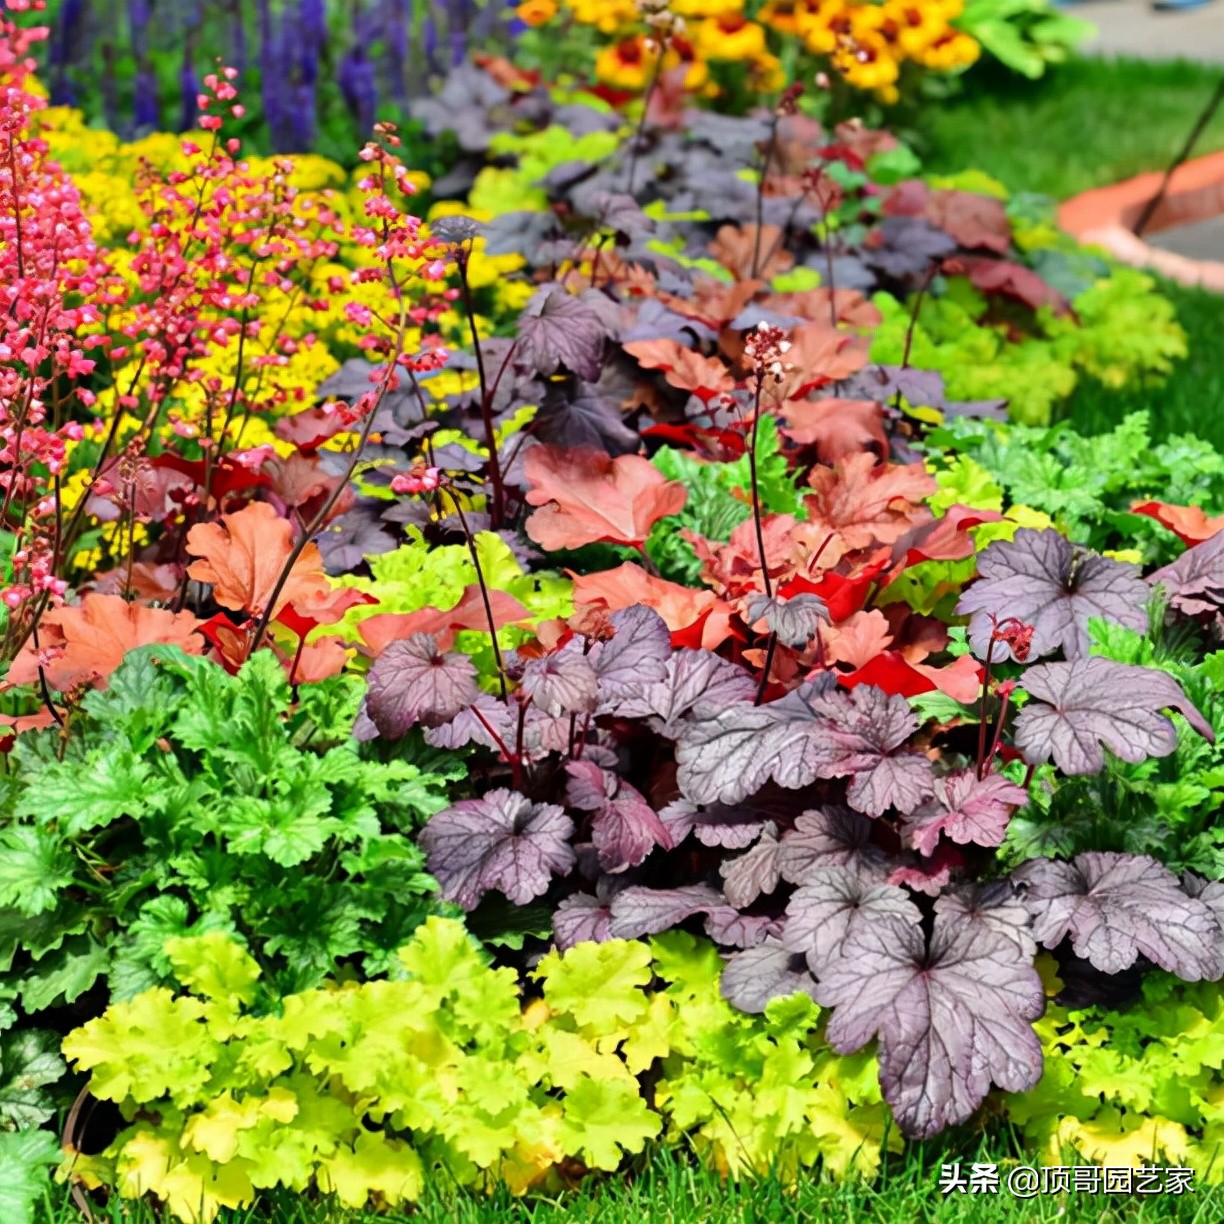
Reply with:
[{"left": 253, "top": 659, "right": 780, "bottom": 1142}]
[
  {"left": 958, "top": 0, "right": 1094, "bottom": 80},
  {"left": 0, "top": 646, "right": 461, "bottom": 1111},
  {"left": 60, "top": 920, "right": 891, "bottom": 1222}
]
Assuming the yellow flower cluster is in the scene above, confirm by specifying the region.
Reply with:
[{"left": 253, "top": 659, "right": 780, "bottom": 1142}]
[{"left": 518, "top": 0, "right": 979, "bottom": 104}]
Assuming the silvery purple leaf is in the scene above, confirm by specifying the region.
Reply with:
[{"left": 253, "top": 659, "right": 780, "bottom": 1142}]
[
  {"left": 674, "top": 675, "right": 848, "bottom": 806},
  {"left": 365, "top": 634, "right": 478, "bottom": 737},
  {"left": 1014, "top": 852, "right": 1222, "bottom": 980},
  {"left": 610, "top": 649, "right": 755, "bottom": 737},
  {"left": 904, "top": 769, "right": 1030, "bottom": 857},
  {"left": 430, "top": 214, "right": 483, "bottom": 245},
  {"left": 956, "top": 528, "right": 1148, "bottom": 662},
  {"left": 815, "top": 911, "right": 1044, "bottom": 1138},
  {"left": 933, "top": 882, "right": 1037, "bottom": 958},
  {"left": 419, "top": 789, "right": 575, "bottom": 910},
  {"left": 553, "top": 893, "right": 612, "bottom": 950},
  {"left": 1015, "top": 658, "right": 1213, "bottom": 776},
  {"left": 565, "top": 760, "right": 672, "bottom": 874},
  {"left": 607, "top": 884, "right": 724, "bottom": 939},
  {"left": 586, "top": 605, "right": 673, "bottom": 708},
  {"left": 657, "top": 798, "right": 767, "bottom": 850},
  {"left": 777, "top": 808, "right": 887, "bottom": 884},
  {"left": 1148, "top": 532, "right": 1224, "bottom": 617},
  {"left": 424, "top": 693, "right": 515, "bottom": 752},
  {"left": 520, "top": 653, "right": 599, "bottom": 717},
  {"left": 703, "top": 909, "right": 781, "bottom": 949},
  {"left": 719, "top": 823, "right": 782, "bottom": 909},
  {"left": 720, "top": 940, "right": 820, "bottom": 1015},
  {"left": 744, "top": 593, "right": 830, "bottom": 649},
  {"left": 516, "top": 287, "right": 607, "bottom": 383},
  {"left": 783, "top": 865, "right": 921, "bottom": 975}
]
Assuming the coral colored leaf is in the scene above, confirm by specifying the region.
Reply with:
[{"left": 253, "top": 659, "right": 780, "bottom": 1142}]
[
  {"left": 1148, "top": 531, "right": 1224, "bottom": 617},
  {"left": 904, "top": 769, "right": 1029, "bottom": 857},
  {"left": 419, "top": 788, "right": 575, "bottom": 909},
  {"left": 1015, "top": 658, "right": 1213, "bottom": 776},
  {"left": 925, "top": 190, "right": 1011, "bottom": 254},
  {"left": 185, "top": 501, "right": 332, "bottom": 620},
  {"left": 523, "top": 447, "right": 687, "bottom": 550},
  {"left": 804, "top": 454, "right": 937, "bottom": 553},
  {"left": 364, "top": 633, "right": 479, "bottom": 737},
  {"left": 956, "top": 528, "right": 1149, "bottom": 662},
  {"left": 815, "top": 910, "right": 1044, "bottom": 1138},
  {"left": 358, "top": 585, "right": 532, "bottom": 656},
  {"left": 778, "top": 397, "right": 886, "bottom": 463},
  {"left": 1014, "top": 852, "right": 1223, "bottom": 979},
  {"left": 1131, "top": 499, "right": 1224, "bottom": 547},
  {"left": 783, "top": 864, "right": 921, "bottom": 974},
  {"left": 516, "top": 286, "right": 607, "bottom": 382},
  {"left": 782, "top": 324, "right": 870, "bottom": 398},
  {"left": 5, "top": 595, "right": 203, "bottom": 692},
  {"left": 621, "top": 338, "right": 736, "bottom": 399}
]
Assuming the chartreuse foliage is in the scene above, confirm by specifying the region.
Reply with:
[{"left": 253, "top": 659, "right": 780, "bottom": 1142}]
[
  {"left": 60, "top": 920, "right": 895, "bottom": 1223},
  {"left": 0, "top": 645, "right": 461, "bottom": 1095},
  {"left": 333, "top": 528, "right": 572, "bottom": 678},
  {"left": 1009, "top": 972, "right": 1224, "bottom": 1177}
]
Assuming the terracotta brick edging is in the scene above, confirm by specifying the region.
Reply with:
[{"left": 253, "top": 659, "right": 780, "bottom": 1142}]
[{"left": 1057, "top": 151, "right": 1224, "bottom": 292}]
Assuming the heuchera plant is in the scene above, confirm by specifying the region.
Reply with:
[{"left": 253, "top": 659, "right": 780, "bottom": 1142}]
[{"left": 371, "top": 500, "right": 1224, "bottom": 1137}]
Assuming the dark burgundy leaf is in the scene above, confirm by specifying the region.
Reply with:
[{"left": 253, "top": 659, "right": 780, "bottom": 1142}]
[
  {"left": 744, "top": 593, "right": 830, "bottom": 648},
  {"left": 365, "top": 634, "right": 478, "bottom": 737},
  {"left": 607, "top": 884, "right": 724, "bottom": 939},
  {"left": 904, "top": 769, "right": 1029, "bottom": 856},
  {"left": 534, "top": 375, "right": 641, "bottom": 457},
  {"left": 956, "top": 528, "right": 1149, "bottom": 662},
  {"left": 777, "top": 807, "right": 886, "bottom": 884},
  {"left": 1013, "top": 852, "right": 1222, "bottom": 979},
  {"left": 720, "top": 940, "right": 820, "bottom": 1015},
  {"left": 1149, "top": 532, "right": 1224, "bottom": 617},
  {"left": 783, "top": 865, "right": 921, "bottom": 975},
  {"left": 419, "top": 788, "right": 575, "bottom": 909},
  {"left": 815, "top": 911, "right": 1044, "bottom": 1138},
  {"left": 565, "top": 760, "right": 673, "bottom": 873},
  {"left": 1015, "top": 658, "right": 1214, "bottom": 775},
  {"left": 719, "top": 824, "right": 782, "bottom": 908},
  {"left": 517, "top": 286, "right": 607, "bottom": 382},
  {"left": 521, "top": 653, "right": 599, "bottom": 717}
]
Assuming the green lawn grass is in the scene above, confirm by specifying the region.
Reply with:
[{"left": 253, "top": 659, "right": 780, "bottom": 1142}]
[
  {"left": 916, "top": 56, "right": 1224, "bottom": 200},
  {"left": 1055, "top": 277, "right": 1224, "bottom": 450},
  {"left": 35, "top": 1147, "right": 1224, "bottom": 1224}
]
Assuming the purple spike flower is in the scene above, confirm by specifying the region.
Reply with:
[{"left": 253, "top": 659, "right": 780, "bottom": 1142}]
[
  {"left": 178, "top": 49, "right": 201, "bottom": 133},
  {"left": 128, "top": 0, "right": 151, "bottom": 60},
  {"left": 382, "top": 0, "right": 410, "bottom": 105},
  {"left": 133, "top": 65, "right": 159, "bottom": 131}
]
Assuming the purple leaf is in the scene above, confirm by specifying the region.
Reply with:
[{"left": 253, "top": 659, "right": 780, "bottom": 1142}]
[
  {"left": 815, "top": 910, "right": 1044, "bottom": 1138},
  {"left": 521, "top": 653, "right": 599, "bottom": 717},
  {"left": 1015, "top": 658, "right": 1213, "bottom": 776},
  {"left": 674, "top": 675, "right": 846, "bottom": 806},
  {"left": 565, "top": 760, "right": 673, "bottom": 873},
  {"left": 419, "top": 789, "right": 575, "bottom": 910},
  {"left": 904, "top": 769, "right": 1029, "bottom": 857},
  {"left": 424, "top": 693, "right": 515, "bottom": 751},
  {"left": 821, "top": 685, "right": 935, "bottom": 817},
  {"left": 777, "top": 807, "right": 887, "bottom": 884},
  {"left": 720, "top": 939, "right": 820, "bottom": 1014},
  {"left": 553, "top": 893, "right": 612, "bottom": 950},
  {"left": 1013, "top": 852, "right": 1222, "bottom": 979},
  {"left": 1148, "top": 532, "right": 1224, "bottom": 617},
  {"left": 607, "top": 884, "right": 724, "bottom": 939},
  {"left": 703, "top": 909, "right": 781, "bottom": 949},
  {"left": 365, "top": 634, "right": 478, "bottom": 737},
  {"left": 719, "top": 823, "right": 782, "bottom": 908},
  {"left": 658, "top": 798, "right": 768, "bottom": 849},
  {"left": 516, "top": 286, "right": 607, "bottom": 383},
  {"left": 783, "top": 865, "right": 922, "bottom": 975},
  {"left": 534, "top": 374, "right": 641, "bottom": 457},
  {"left": 744, "top": 593, "right": 830, "bottom": 649},
  {"left": 955, "top": 528, "right": 1149, "bottom": 662},
  {"left": 611, "top": 649, "right": 756, "bottom": 737},
  {"left": 587, "top": 605, "right": 673, "bottom": 708},
  {"left": 933, "top": 883, "right": 1037, "bottom": 958}
]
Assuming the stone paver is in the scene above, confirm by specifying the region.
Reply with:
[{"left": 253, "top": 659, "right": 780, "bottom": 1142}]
[
  {"left": 1075, "top": 0, "right": 1224, "bottom": 63},
  {"left": 1147, "top": 212, "right": 1224, "bottom": 259}
]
